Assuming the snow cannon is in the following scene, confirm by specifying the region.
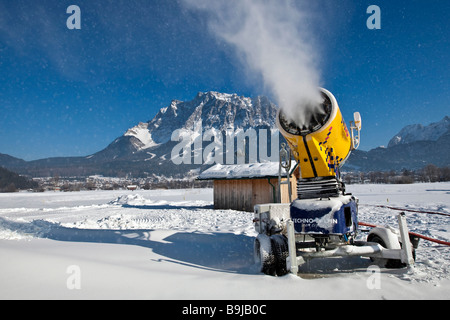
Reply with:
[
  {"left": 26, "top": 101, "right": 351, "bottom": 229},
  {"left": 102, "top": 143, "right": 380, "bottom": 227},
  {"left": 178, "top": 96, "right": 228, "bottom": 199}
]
[
  {"left": 276, "top": 88, "right": 361, "bottom": 180},
  {"left": 254, "top": 88, "right": 415, "bottom": 276},
  {"left": 275, "top": 87, "right": 362, "bottom": 241}
]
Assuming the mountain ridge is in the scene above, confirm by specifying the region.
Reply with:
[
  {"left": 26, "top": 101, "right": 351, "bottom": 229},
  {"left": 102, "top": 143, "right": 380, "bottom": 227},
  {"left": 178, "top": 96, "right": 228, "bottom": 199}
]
[
  {"left": 0, "top": 91, "right": 448, "bottom": 177},
  {"left": 0, "top": 91, "right": 279, "bottom": 177},
  {"left": 388, "top": 116, "right": 450, "bottom": 148}
]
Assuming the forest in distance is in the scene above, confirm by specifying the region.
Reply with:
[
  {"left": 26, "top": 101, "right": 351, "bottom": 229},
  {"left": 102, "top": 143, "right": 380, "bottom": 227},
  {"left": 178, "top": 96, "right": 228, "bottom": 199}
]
[{"left": 1, "top": 164, "right": 450, "bottom": 193}]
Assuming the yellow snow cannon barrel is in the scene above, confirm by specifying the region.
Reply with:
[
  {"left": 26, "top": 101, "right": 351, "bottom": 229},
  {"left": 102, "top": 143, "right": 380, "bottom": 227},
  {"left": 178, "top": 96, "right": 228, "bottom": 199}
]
[{"left": 276, "top": 88, "right": 360, "bottom": 179}]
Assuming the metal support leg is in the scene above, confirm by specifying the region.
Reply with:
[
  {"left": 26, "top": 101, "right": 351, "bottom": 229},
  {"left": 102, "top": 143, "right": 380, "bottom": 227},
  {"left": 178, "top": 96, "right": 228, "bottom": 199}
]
[
  {"left": 286, "top": 220, "right": 298, "bottom": 274},
  {"left": 398, "top": 212, "right": 415, "bottom": 266}
]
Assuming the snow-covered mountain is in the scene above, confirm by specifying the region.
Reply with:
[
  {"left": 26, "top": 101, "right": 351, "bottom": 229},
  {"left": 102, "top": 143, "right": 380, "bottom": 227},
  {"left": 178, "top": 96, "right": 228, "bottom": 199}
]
[
  {"left": 121, "top": 91, "right": 277, "bottom": 150},
  {"left": 347, "top": 116, "right": 450, "bottom": 171},
  {"left": 89, "top": 91, "right": 278, "bottom": 168},
  {"left": 1, "top": 90, "right": 448, "bottom": 177},
  {"left": 388, "top": 116, "right": 450, "bottom": 147},
  {"left": 6, "top": 91, "right": 278, "bottom": 178},
  {"left": 123, "top": 122, "right": 158, "bottom": 151}
]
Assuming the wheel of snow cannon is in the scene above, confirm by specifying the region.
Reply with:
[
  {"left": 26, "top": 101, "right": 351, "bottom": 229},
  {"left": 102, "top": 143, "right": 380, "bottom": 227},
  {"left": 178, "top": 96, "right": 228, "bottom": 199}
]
[
  {"left": 254, "top": 234, "right": 276, "bottom": 276},
  {"left": 270, "top": 234, "right": 289, "bottom": 276},
  {"left": 367, "top": 234, "right": 407, "bottom": 269}
]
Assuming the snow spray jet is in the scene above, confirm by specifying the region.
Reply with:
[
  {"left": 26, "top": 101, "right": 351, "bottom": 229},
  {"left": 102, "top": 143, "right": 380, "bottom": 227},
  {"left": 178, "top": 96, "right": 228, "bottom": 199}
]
[{"left": 182, "top": 0, "right": 324, "bottom": 129}]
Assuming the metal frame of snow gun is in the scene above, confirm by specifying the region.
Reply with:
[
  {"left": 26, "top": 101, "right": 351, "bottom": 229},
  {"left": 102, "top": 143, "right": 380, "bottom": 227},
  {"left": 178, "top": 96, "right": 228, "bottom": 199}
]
[
  {"left": 253, "top": 88, "right": 415, "bottom": 277},
  {"left": 253, "top": 204, "right": 415, "bottom": 276},
  {"left": 285, "top": 212, "right": 415, "bottom": 275}
]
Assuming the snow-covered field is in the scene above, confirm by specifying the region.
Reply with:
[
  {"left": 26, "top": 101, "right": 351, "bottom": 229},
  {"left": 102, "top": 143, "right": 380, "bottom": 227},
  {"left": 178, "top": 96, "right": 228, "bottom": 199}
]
[{"left": 0, "top": 183, "right": 449, "bottom": 300}]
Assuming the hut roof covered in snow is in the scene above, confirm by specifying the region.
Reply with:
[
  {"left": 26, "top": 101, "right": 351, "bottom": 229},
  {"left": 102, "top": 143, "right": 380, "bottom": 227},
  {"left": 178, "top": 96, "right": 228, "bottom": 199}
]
[{"left": 198, "top": 162, "right": 297, "bottom": 180}]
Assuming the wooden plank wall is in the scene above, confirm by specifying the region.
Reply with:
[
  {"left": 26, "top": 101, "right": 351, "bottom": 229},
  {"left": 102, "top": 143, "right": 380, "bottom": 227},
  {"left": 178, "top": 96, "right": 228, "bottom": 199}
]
[
  {"left": 252, "top": 179, "right": 275, "bottom": 209},
  {"left": 280, "top": 177, "right": 298, "bottom": 204},
  {"left": 213, "top": 176, "right": 297, "bottom": 212},
  {"left": 214, "top": 180, "right": 252, "bottom": 212}
]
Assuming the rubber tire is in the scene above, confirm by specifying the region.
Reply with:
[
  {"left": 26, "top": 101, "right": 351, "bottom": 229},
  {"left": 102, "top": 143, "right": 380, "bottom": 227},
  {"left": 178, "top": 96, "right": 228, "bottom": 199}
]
[
  {"left": 271, "top": 234, "right": 289, "bottom": 276},
  {"left": 367, "top": 234, "right": 405, "bottom": 269},
  {"left": 254, "top": 234, "right": 276, "bottom": 276}
]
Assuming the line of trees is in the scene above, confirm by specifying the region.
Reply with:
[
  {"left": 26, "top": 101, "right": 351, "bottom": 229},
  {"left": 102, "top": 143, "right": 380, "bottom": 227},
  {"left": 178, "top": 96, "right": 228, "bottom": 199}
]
[
  {"left": 0, "top": 167, "right": 38, "bottom": 192},
  {"left": 343, "top": 164, "right": 450, "bottom": 184},
  {"left": 2, "top": 164, "right": 449, "bottom": 193}
]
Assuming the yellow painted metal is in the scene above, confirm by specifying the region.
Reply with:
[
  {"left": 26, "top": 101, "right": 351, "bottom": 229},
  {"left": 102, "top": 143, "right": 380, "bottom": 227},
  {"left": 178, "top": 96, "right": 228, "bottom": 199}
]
[{"left": 276, "top": 88, "right": 353, "bottom": 179}]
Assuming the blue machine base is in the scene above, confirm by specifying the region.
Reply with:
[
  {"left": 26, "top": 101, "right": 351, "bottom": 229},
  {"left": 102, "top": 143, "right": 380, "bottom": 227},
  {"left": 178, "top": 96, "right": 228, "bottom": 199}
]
[{"left": 290, "top": 195, "right": 358, "bottom": 235}]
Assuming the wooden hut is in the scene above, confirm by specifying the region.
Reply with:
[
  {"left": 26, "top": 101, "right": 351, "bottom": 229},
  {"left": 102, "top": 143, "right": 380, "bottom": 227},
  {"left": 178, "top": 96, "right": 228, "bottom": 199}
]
[{"left": 198, "top": 162, "right": 298, "bottom": 212}]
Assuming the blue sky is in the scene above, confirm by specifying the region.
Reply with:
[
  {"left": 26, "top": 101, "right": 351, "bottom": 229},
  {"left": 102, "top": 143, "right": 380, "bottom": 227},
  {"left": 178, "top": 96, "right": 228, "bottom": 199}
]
[{"left": 0, "top": 0, "right": 448, "bottom": 161}]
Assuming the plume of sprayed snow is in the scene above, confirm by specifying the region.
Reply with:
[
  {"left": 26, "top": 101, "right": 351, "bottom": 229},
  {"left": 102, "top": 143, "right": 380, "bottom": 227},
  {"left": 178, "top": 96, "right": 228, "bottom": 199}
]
[{"left": 183, "top": 0, "right": 324, "bottom": 128}]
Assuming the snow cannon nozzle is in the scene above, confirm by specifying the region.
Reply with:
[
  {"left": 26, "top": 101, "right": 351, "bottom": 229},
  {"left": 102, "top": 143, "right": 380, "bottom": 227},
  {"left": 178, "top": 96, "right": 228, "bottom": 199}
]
[{"left": 276, "top": 88, "right": 362, "bottom": 179}]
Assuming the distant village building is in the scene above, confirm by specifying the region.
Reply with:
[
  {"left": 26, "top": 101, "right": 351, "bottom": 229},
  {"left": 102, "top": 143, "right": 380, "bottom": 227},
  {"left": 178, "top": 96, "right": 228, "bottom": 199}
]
[
  {"left": 198, "top": 162, "right": 298, "bottom": 212},
  {"left": 127, "top": 185, "right": 138, "bottom": 191}
]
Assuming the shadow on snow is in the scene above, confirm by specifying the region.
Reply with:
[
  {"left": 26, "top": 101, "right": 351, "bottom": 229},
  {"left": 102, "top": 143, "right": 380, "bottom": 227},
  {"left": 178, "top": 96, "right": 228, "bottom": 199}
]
[
  {"left": 0, "top": 217, "right": 257, "bottom": 274},
  {"left": 1, "top": 217, "right": 386, "bottom": 277}
]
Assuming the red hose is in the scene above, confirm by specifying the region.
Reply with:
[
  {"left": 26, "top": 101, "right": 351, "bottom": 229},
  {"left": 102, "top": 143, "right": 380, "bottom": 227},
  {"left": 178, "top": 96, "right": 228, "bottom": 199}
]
[
  {"left": 358, "top": 221, "right": 377, "bottom": 228},
  {"left": 358, "top": 222, "right": 450, "bottom": 246},
  {"left": 369, "top": 205, "right": 450, "bottom": 217},
  {"left": 408, "top": 231, "right": 450, "bottom": 246}
]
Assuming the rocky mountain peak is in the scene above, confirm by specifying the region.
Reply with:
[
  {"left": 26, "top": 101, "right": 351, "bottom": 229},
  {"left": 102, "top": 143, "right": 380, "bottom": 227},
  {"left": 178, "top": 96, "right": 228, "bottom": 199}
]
[
  {"left": 128, "top": 91, "right": 278, "bottom": 148},
  {"left": 388, "top": 116, "right": 450, "bottom": 148}
]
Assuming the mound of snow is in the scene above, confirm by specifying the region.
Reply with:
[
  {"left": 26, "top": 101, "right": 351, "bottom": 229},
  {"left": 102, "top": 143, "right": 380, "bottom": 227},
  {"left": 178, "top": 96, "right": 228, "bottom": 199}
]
[{"left": 108, "top": 194, "right": 164, "bottom": 206}]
